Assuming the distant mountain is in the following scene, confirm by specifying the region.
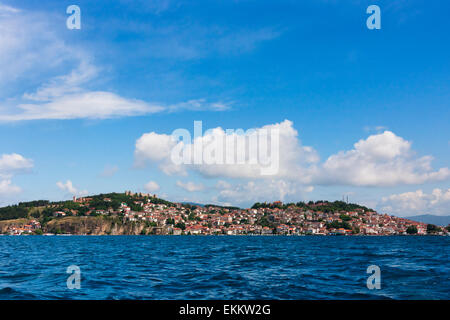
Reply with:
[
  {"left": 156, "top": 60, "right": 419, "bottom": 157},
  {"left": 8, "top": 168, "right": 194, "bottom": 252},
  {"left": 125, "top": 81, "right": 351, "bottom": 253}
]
[
  {"left": 180, "top": 202, "right": 205, "bottom": 207},
  {"left": 407, "top": 215, "right": 450, "bottom": 226}
]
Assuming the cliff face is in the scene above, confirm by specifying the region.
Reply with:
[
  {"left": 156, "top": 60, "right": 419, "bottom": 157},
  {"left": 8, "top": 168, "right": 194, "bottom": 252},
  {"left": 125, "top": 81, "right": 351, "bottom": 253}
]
[
  {"left": 0, "top": 219, "right": 30, "bottom": 233},
  {"left": 45, "top": 216, "right": 147, "bottom": 235}
]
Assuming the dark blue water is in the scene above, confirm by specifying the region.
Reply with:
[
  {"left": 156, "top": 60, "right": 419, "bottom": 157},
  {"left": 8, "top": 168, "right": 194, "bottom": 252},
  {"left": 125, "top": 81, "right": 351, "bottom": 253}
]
[{"left": 0, "top": 236, "right": 448, "bottom": 300}]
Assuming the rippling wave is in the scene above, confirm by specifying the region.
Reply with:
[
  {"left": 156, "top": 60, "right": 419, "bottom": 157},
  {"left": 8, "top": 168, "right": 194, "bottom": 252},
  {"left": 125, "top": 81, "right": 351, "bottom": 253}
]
[{"left": 0, "top": 236, "right": 448, "bottom": 299}]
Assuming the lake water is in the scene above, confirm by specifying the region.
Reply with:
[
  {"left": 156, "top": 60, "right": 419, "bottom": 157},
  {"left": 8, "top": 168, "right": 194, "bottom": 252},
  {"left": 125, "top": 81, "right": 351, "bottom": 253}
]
[{"left": 0, "top": 236, "right": 448, "bottom": 299}]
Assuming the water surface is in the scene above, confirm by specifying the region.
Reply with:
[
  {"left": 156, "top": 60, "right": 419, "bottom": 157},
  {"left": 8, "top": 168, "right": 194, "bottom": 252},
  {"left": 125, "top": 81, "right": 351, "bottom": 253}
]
[{"left": 0, "top": 236, "right": 448, "bottom": 299}]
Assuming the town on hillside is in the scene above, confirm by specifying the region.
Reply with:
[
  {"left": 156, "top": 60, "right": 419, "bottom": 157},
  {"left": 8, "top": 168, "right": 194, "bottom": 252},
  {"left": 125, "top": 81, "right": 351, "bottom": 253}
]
[{"left": 0, "top": 191, "right": 448, "bottom": 236}]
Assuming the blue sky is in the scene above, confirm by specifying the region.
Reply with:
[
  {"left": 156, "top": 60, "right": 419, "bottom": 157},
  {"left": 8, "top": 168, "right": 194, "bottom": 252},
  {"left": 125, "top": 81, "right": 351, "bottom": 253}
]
[{"left": 0, "top": 0, "right": 449, "bottom": 216}]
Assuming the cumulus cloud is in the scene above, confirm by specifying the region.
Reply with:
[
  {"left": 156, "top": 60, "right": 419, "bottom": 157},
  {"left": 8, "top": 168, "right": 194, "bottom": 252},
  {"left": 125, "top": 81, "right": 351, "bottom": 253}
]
[
  {"left": 379, "top": 188, "right": 450, "bottom": 216},
  {"left": 317, "top": 131, "right": 450, "bottom": 186},
  {"left": 0, "top": 153, "right": 33, "bottom": 178},
  {"left": 134, "top": 121, "right": 449, "bottom": 205},
  {"left": 135, "top": 132, "right": 179, "bottom": 164},
  {"left": 0, "top": 153, "right": 33, "bottom": 198},
  {"left": 134, "top": 119, "right": 318, "bottom": 180},
  {"left": 56, "top": 180, "right": 88, "bottom": 197},
  {"left": 134, "top": 119, "right": 319, "bottom": 203},
  {"left": 0, "top": 179, "right": 22, "bottom": 196},
  {"left": 144, "top": 181, "right": 160, "bottom": 193},
  {"left": 135, "top": 121, "right": 449, "bottom": 188},
  {"left": 176, "top": 181, "right": 204, "bottom": 192},
  {"left": 190, "top": 120, "right": 317, "bottom": 180}
]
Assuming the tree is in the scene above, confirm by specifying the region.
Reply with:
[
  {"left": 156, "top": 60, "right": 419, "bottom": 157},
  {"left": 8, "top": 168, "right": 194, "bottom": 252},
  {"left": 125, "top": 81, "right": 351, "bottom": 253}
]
[
  {"left": 326, "top": 220, "right": 351, "bottom": 230},
  {"left": 256, "top": 216, "right": 275, "bottom": 228},
  {"left": 0, "top": 205, "right": 28, "bottom": 220},
  {"left": 406, "top": 225, "right": 418, "bottom": 234},
  {"left": 145, "top": 221, "right": 157, "bottom": 227},
  {"left": 129, "top": 202, "right": 142, "bottom": 212},
  {"left": 426, "top": 224, "right": 440, "bottom": 234},
  {"left": 188, "top": 212, "right": 196, "bottom": 220},
  {"left": 30, "top": 210, "right": 41, "bottom": 218},
  {"left": 175, "top": 222, "right": 186, "bottom": 230}
]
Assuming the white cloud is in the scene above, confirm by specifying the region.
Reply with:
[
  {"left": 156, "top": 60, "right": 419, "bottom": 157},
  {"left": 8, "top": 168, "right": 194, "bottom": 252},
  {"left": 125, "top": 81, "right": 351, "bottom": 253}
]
[
  {"left": 134, "top": 122, "right": 449, "bottom": 188},
  {"left": 0, "top": 153, "right": 33, "bottom": 199},
  {"left": 1, "top": 92, "right": 230, "bottom": 121},
  {"left": 135, "top": 132, "right": 179, "bottom": 164},
  {"left": 1, "top": 57, "right": 164, "bottom": 121},
  {"left": 2, "top": 91, "right": 165, "bottom": 121},
  {"left": 0, "top": 4, "right": 20, "bottom": 14},
  {"left": 379, "top": 188, "right": 450, "bottom": 216},
  {"left": 0, "top": 179, "right": 21, "bottom": 196},
  {"left": 134, "top": 131, "right": 187, "bottom": 176},
  {"left": 22, "top": 61, "right": 98, "bottom": 102},
  {"left": 144, "top": 181, "right": 160, "bottom": 193},
  {"left": 176, "top": 181, "right": 204, "bottom": 192},
  {"left": 0, "top": 5, "right": 228, "bottom": 121},
  {"left": 6, "top": 61, "right": 228, "bottom": 120},
  {"left": 134, "top": 121, "right": 450, "bottom": 205},
  {"left": 317, "top": 131, "right": 450, "bottom": 186},
  {"left": 0, "top": 5, "right": 77, "bottom": 94},
  {"left": 134, "top": 119, "right": 318, "bottom": 180},
  {"left": 0, "top": 153, "right": 33, "bottom": 178},
  {"left": 135, "top": 120, "right": 319, "bottom": 204},
  {"left": 191, "top": 120, "right": 318, "bottom": 180},
  {"left": 56, "top": 180, "right": 88, "bottom": 196}
]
